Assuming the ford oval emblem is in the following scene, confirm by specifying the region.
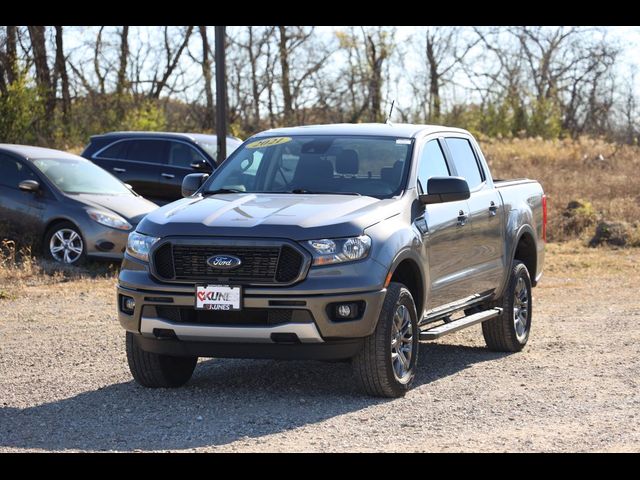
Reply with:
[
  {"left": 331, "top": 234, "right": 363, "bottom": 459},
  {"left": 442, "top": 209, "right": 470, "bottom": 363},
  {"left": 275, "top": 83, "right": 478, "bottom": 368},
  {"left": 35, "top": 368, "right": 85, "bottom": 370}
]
[{"left": 206, "top": 254, "right": 242, "bottom": 269}]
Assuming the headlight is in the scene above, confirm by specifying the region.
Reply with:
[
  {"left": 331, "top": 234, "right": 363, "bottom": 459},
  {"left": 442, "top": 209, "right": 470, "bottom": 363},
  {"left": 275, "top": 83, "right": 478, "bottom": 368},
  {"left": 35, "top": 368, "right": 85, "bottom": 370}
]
[
  {"left": 87, "top": 208, "right": 132, "bottom": 231},
  {"left": 126, "top": 231, "right": 160, "bottom": 262},
  {"left": 306, "top": 235, "right": 371, "bottom": 266}
]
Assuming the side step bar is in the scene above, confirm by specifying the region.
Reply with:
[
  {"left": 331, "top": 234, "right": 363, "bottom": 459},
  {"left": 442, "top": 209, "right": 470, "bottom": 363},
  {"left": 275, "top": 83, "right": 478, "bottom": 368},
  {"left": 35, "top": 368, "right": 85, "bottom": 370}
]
[{"left": 419, "top": 308, "right": 503, "bottom": 341}]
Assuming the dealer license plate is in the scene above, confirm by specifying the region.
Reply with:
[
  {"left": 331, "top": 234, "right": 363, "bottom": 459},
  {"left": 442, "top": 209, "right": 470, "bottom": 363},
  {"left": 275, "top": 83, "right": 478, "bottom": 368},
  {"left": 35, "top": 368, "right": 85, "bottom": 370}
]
[{"left": 195, "top": 285, "right": 242, "bottom": 311}]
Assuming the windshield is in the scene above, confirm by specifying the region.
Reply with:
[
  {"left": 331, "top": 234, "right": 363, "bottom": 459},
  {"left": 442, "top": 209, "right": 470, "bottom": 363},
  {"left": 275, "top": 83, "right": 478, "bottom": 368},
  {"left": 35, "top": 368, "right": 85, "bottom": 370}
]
[
  {"left": 203, "top": 135, "right": 413, "bottom": 198},
  {"left": 32, "top": 157, "right": 133, "bottom": 195},
  {"left": 197, "top": 138, "right": 242, "bottom": 161}
]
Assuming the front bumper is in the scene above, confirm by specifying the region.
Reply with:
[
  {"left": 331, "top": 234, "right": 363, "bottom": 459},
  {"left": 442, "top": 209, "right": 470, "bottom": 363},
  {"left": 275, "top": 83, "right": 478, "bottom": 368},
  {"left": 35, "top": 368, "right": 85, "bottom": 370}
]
[
  {"left": 82, "top": 221, "right": 133, "bottom": 260},
  {"left": 117, "top": 282, "right": 387, "bottom": 341}
]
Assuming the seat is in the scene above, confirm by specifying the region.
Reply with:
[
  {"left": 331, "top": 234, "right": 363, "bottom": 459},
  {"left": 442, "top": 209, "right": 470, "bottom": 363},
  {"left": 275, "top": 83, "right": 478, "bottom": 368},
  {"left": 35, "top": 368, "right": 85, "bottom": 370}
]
[
  {"left": 336, "top": 149, "right": 359, "bottom": 175},
  {"left": 290, "top": 155, "right": 334, "bottom": 191},
  {"left": 381, "top": 160, "right": 404, "bottom": 187}
]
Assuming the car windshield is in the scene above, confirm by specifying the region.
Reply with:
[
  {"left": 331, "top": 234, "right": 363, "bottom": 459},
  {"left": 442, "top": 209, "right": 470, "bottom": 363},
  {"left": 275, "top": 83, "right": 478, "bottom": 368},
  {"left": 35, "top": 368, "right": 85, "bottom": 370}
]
[
  {"left": 197, "top": 139, "right": 242, "bottom": 161},
  {"left": 203, "top": 135, "right": 413, "bottom": 198},
  {"left": 32, "top": 157, "right": 133, "bottom": 195}
]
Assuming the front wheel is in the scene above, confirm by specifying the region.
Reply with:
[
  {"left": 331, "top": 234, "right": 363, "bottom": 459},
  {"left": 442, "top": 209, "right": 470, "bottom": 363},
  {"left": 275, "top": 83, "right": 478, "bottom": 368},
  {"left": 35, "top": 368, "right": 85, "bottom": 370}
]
[
  {"left": 126, "top": 332, "right": 198, "bottom": 388},
  {"left": 352, "top": 282, "right": 419, "bottom": 398},
  {"left": 482, "top": 260, "right": 532, "bottom": 352},
  {"left": 44, "top": 222, "right": 86, "bottom": 265}
]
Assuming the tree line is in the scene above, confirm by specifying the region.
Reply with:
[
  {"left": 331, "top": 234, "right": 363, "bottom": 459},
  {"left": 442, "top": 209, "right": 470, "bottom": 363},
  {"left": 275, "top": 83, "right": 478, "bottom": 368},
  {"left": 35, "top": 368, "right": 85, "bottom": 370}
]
[{"left": 0, "top": 26, "right": 636, "bottom": 147}]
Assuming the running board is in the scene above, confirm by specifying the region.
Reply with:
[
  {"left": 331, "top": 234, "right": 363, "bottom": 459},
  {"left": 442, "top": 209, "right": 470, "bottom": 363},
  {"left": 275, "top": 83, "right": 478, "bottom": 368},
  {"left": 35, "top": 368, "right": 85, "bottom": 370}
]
[{"left": 419, "top": 308, "right": 502, "bottom": 340}]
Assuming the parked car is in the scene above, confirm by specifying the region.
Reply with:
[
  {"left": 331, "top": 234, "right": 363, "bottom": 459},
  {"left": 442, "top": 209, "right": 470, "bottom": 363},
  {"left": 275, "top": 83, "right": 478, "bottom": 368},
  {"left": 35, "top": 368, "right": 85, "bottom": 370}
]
[
  {"left": 117, "top": 123, "right": 546, "bottom": 397},
  {"left": 0, "top": 144, "right": 157, "bottom": 264},
  {"left": 81, "top": 132, "right": 242, "bottom": 204}
]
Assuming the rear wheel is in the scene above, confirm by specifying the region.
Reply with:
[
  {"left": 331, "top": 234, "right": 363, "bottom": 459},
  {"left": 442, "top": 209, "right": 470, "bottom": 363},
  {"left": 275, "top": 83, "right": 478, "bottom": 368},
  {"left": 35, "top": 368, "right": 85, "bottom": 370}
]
[
  {"left": 352, "top": 282, "right": 419, "bottom": 398},
  {"left": 126, "top": 332, "right": 198, "bottom": 388},
  {"left": 482, "top": 261, "right": 532, "bottom": 352}
]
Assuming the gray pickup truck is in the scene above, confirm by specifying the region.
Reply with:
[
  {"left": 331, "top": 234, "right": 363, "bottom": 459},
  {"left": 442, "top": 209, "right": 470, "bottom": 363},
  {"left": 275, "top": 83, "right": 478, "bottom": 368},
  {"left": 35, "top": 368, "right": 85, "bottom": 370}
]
[{"left": 117, "top": 123, "right": 546, "bottom": 398}]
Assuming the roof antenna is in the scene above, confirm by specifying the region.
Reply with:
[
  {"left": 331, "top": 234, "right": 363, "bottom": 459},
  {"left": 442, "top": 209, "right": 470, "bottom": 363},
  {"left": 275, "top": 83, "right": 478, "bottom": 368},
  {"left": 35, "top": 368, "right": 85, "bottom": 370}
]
[{"left": 386, "top": 100, "right": 395, "bottom": 125}]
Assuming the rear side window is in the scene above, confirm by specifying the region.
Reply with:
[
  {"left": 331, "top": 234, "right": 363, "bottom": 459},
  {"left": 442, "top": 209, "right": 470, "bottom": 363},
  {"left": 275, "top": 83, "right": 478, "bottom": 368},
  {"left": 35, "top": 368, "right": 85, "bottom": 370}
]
[
  {"left": 417, "top": 140, "right": 450, "bottom": 193},
  {"left": 445, "top": 138, "right": 483, "bottom": 189},
  {"left": 126, "top": 140, "right": 168, "bottom": 165},
  {"left": 168, "top": 142, "right": 206, "bottom": 168}
]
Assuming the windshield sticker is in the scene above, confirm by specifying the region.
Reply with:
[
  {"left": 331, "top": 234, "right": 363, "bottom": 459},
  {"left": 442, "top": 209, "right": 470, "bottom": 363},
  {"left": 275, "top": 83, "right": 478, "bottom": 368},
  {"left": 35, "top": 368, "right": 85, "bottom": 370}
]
[
  {"left": 246, "top": 137, "right": 292, "bottom": 149},
  {"left": 396, "top": 139, "right": 412, "bottom": 144}
]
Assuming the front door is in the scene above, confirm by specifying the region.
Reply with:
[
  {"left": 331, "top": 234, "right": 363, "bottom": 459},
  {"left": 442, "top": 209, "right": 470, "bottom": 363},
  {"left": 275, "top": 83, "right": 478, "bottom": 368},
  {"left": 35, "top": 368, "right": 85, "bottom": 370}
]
[
  {"left": 0, "top": 154, "right": 44, "bottom": 244},
  {"left": 414, "top": 139, "right": 474, "bottom": 310}
]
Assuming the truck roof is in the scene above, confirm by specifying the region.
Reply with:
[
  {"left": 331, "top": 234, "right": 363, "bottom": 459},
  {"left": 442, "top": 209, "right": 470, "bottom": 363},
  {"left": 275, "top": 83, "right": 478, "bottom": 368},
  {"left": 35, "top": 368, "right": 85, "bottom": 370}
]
[{"left": 251, "top": 123, "right": 470, "bottom": 139}]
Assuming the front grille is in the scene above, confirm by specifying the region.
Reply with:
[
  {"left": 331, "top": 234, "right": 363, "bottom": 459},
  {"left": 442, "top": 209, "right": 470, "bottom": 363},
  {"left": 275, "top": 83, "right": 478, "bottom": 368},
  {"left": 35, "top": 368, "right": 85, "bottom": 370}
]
[
  {"left": 155, "top": 306, "right": 294, "bottom": 326},
  {"left": 152, "top": 241, "right": 306, "bottom": 284}
]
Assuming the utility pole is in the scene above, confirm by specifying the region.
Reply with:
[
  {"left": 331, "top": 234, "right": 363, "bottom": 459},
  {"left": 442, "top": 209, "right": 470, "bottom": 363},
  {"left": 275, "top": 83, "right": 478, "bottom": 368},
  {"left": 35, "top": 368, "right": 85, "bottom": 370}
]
[{"left": 215, "top": 26, "right": 227, "bottom": 164}]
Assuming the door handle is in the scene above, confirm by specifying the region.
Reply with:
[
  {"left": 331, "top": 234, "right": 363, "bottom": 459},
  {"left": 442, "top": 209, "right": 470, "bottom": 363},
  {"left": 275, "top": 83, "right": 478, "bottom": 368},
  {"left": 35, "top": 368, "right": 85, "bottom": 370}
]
[
  {"left": 489, "top": 201, "right": 498, "bottom": 216},
  {"left": 113, "top": 167, "right": 126, "bottom": 173},
  {"left": 457, "top": 210, "right": 468, "bottom": 226},
  {"left": 161, "top": 173, "right": 175, "bottom": 179}
]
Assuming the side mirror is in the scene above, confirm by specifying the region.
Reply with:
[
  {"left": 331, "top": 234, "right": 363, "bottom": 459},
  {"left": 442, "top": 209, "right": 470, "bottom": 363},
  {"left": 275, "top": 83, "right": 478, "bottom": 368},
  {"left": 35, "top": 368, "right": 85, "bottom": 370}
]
[
  {"left": 18, "top": 179, "right": 40, "bottom": 193},
  {"left": 182, "top": 173, "right": 209, "bottom": 197},
  {"left": 190, "top": 161, "right": 212, "bottom": 172},
  {"left": 419, "top": 176, "right": 470, "bottom": 205}
]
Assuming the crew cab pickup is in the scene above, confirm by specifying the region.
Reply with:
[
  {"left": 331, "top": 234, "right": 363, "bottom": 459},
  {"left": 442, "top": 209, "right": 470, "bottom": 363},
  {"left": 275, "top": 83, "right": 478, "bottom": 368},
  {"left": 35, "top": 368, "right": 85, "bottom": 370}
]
[{"left": 117, "top": 123, "right": 546, "bottom": 397}]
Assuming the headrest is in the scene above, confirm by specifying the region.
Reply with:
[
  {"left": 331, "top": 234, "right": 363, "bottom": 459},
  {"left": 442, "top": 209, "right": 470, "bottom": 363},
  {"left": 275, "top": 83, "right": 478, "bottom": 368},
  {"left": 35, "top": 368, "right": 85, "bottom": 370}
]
[{"left": 336, "top": 149, "right": 359, "bottom": 174}]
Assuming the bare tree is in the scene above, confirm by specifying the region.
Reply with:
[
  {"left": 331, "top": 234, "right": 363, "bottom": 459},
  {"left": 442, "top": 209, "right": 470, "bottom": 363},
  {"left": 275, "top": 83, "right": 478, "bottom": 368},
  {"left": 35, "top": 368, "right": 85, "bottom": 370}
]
[
  {"left": 198, "top": 26, "right": 214, "bottom": 130},
  {"left": 149, "top": 26, "right": 194, "bottom": 99},
  {"left": 27, "top": 26, "right": 55, "bottom": 122},
  {"left": 54, "top": 26, "right": 71, "bottom": 126}
]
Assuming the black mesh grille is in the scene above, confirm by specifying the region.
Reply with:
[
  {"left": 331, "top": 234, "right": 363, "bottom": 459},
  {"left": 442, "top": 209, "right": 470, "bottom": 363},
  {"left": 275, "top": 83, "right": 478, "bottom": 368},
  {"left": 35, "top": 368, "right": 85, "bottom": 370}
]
[
  {"left": 154, "top": 306, "right": 293, "bottom": 326},
  {"left": 154, "top": 243, "right": 175, "bottom": 278},
  {"left": 275, "top": 245, "right": 305, "bottom": 282},
  {"left": 153, "top": 242, "right": 305, "bottom": 284}
]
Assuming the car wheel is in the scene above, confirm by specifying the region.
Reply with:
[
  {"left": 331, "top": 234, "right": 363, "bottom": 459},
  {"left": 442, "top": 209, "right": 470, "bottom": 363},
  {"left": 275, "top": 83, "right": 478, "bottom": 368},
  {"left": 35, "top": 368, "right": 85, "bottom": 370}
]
[
  {"left": 352, "top": 282, "right": 419, "bottom": 398},
  {"left": 126, "top": 332, "right": 198, "bottom": 388},
  {"left": 44, "top": 221, "right": 86, "bottom": 265},
  {"left": 482, "top": 260, "right": 532, "bottom": 352}
]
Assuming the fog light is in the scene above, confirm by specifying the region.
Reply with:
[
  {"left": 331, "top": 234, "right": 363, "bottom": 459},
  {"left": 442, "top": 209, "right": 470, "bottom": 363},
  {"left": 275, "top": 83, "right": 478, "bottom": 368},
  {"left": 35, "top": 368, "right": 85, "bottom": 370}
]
[
  {"left": 337, "top": 304, "right": 352, "bottom": 318},
  {"left": 121, "top": 295, "right": 136, "bottom": 314}
]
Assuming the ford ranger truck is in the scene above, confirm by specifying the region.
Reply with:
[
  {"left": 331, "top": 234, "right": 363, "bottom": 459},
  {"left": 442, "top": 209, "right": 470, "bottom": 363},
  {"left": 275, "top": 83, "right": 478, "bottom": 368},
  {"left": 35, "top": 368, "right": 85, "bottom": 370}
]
[{"left": 117, "top": 123, "right": 546, "bottom": 398}]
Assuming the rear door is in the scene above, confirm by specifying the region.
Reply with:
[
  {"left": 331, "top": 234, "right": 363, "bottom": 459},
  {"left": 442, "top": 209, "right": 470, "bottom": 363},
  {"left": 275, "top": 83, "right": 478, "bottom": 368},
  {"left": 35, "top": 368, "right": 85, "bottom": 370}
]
[
  {"left": 415, "top": 139, "right": 473, "bottom": 309},
  {"left": 444, "top": 136, "right": 503, "bottom": 295},
  {"left": 161, "top": 141, "right": 213, "bottom": 201}
]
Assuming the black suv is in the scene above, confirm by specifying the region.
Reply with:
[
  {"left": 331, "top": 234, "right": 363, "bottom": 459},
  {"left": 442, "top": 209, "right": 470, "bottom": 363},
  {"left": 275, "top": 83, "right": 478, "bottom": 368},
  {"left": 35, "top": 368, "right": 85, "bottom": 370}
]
[{"left": 81, "top": 132, "right": 242, "bottom": 204}]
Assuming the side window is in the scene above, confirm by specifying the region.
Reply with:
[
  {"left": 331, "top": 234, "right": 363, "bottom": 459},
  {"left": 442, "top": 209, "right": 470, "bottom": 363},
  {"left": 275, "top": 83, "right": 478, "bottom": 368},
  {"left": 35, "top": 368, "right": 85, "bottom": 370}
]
[
  {"left": 446, "top": 138, "right": 483, "bottom": 189},
  {"left": 126, "top": 140, "right": 169, "bottom": 164},
  {"left": 0, "top": 154, "right": 20, "bottom": 188},
  {"left": 97, "top": 141, "right": 130, "bottom": 160},
  {"left": 417, "top": 140, "right": 450, "bottom": 193},
  {"left": 168, "top": 142, "right": 206, "bottom": 168}
]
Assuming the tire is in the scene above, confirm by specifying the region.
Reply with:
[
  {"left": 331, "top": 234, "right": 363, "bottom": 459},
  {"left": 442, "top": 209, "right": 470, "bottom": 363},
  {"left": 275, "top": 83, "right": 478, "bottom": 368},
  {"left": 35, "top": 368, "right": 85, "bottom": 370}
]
[
  {"left": 126, "top": 332, "right": 198, "bottom": 388},
  {"left": 352, "top": 282, "right": 419, "bottom": 398},
  {"left": 43, "top": 221, "right": 86, "bottom": 265},
  {"left": 482, "top": 260, "right": 532, "bottom": 352}
]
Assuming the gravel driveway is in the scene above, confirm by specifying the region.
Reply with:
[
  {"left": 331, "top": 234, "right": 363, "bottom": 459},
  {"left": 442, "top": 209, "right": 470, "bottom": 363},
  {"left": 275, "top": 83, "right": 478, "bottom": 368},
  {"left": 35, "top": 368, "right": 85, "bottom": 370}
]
[{"left": 1, "top": 244, "right": 639, "bottom": 452}]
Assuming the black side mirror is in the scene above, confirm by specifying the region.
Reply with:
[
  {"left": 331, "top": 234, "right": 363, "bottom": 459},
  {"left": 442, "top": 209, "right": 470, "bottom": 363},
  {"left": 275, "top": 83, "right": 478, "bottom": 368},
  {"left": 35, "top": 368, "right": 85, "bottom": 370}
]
[
  {"left": 182, "top": 173, "right": 209, "bottom": 197},
  {"left": 419, "top": 176, "right": 470, "bottom": 205},
  {"left": 18, "top": 179, "right": 40, "bottom": 193},
  {"left": 190, "top": 161, "right": 212, "bottom": 172}
]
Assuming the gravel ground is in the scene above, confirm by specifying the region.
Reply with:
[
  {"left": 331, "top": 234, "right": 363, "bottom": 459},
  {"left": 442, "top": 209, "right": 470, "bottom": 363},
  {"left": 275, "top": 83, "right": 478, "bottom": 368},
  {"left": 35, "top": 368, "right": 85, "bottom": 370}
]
[{"left": 1, "top": 243, "right": 639, "bottom": 452}]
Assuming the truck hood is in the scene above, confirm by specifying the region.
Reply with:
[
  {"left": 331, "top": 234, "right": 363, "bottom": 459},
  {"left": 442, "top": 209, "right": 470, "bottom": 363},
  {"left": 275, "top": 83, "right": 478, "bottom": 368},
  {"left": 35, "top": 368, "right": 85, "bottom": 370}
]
[
  {"left": 137, "top": 193, "right": 402, "bottom": 240},
  {"left": 70, "top": 193, "right": 158, "bottom": 224}
]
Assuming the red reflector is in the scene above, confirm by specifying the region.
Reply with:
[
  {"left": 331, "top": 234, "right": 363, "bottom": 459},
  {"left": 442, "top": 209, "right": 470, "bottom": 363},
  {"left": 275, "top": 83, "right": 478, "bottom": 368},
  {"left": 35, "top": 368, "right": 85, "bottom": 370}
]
[{"left": 542, "top": 194, "right": 547, "bottom": 242}]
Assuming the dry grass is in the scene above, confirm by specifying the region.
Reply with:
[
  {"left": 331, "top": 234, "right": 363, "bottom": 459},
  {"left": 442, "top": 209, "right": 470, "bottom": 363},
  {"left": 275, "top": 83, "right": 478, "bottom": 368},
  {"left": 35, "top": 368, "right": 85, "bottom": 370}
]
[
  {"left": 0, "top": 239, "right": 117, "bottom": 300},
  {"left": 481, "top": 136, "right": 640, "bottom": 243}
]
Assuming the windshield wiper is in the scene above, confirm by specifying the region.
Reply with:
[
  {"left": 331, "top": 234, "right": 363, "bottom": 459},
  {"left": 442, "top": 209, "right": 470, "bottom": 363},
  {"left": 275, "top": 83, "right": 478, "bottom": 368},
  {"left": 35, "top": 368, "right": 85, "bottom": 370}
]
[
  {"left": 289, "top": 189, "right": 361, "bottom": 196},
  {"left": 205, "top": 188, "right": 245, "bottom": 195}
]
